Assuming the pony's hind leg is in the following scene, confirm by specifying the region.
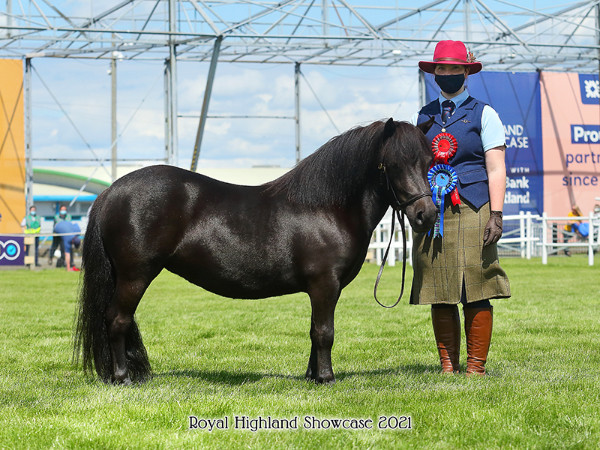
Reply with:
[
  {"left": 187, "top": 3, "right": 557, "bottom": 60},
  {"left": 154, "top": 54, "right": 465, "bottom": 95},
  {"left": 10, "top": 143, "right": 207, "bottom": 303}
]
[
  {"left": 305, "top": 278, "right": 341, "bottom": 384},
  {"left": 106, "top": 277, "right": 152, "bottom": 385}
]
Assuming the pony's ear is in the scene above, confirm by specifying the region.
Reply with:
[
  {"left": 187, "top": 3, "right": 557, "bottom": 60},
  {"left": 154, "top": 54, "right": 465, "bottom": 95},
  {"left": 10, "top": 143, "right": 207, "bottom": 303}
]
[
  {"left": 417, "top": 116, "right": 435, "bottom": 135},
  {"left": 382, "top": 118, "right": 396, "bottom": 141}
]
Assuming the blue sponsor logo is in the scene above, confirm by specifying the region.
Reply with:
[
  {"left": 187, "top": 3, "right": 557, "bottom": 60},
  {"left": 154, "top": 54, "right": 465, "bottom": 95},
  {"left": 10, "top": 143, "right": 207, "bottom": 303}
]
[
  {"left": 0, "top": 237, "right": 24, "bottom": 265},
  {"left": 571, "top": 125, "right": 600, "bottom": 144},
  {"left": 579, "top": 74, "right": 599, "bottom": 105}
]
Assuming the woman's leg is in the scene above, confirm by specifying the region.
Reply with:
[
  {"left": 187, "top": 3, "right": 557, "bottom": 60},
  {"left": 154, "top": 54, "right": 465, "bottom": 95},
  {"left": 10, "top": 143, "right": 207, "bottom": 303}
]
[
  {"left": 431, "top": 304, "right": 461, "bottom": 373},
  {"left": 463, "top": 300, "right": 493, "bottom": 375}
]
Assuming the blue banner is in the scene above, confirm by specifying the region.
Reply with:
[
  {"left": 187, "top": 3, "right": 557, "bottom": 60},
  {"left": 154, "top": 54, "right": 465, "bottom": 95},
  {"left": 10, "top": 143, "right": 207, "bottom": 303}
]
[
  {"left": 570, "top": 124, "right": 600, "bottom": 144},
  {"left": 0, "top": 236, "right": 25, "bottom": 266},
  {"left": 424, "top": 72, "right": 543, "bottom": 215},
  {"left": 578, "top": 74, "right": 599, "bottom": 105}
]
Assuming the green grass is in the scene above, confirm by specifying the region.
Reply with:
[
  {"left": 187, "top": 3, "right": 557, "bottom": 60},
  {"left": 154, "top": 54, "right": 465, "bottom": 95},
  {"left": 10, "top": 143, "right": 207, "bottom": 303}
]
[{"left": 1, "top": 255, "right": 599, "bottom": 448}]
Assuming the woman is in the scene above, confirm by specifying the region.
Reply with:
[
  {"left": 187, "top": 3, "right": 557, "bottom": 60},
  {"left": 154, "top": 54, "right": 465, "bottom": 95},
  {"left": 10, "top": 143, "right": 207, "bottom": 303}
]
[{"left": 410, "top": 40, "right": 511, "bottom": 375}]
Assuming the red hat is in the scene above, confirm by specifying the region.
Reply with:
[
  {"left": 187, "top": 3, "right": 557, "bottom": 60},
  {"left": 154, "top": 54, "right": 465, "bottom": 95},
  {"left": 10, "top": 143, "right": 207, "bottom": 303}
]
[{"left": 419, "top": 40, "right": 482, "bottom": 75}]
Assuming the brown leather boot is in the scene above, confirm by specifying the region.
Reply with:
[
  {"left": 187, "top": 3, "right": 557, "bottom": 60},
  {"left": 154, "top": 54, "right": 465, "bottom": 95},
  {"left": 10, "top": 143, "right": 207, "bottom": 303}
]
[
  {"left": 464, "top": 306, "right": 493, "bottom": 375},
  {"left": 431, "top": 306, "right": 461, "bottom": 373}
]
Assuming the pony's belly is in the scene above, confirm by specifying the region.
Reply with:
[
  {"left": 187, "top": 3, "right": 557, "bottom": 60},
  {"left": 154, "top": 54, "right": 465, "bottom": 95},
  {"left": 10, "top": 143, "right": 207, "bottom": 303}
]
[
  {"left": 166, "top": 255, "right": 302, "bottom": 300},
  {"left": 164, "top": 212, "right": 364, "bottom": 300}
]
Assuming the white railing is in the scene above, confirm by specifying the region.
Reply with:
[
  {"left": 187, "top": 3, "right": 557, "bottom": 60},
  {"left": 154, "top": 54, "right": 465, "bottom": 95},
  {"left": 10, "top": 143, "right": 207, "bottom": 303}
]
[
  {"left": 369, "top": 211, "right": 413, "bottom": 267},
  {"left": 369, "top": 210, "right": 599, "bottom": 266},
  {"left": 497, "top": 212, "right": 539, "bottom": 260},
  {"left": 539, "top": 212, "right": 598, "bottom": 266}
]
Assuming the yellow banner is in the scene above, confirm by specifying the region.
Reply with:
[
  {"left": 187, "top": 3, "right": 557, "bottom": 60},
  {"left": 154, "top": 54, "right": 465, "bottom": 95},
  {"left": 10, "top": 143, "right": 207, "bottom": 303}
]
[{"left": 0, "top": 59, "right": 25, "bottom": 234}]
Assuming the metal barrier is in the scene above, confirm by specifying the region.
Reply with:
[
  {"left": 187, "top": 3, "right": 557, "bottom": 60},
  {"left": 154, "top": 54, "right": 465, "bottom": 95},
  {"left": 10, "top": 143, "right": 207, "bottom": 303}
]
[
  {"left": 4, "top": 213, "right": 599, "bottom": 268},
  {"left": 540, "top": 212, "right": 598, "bottom": 265},
  {"left": 369, "top": 213, "right": 413, "bottom": 267},
  {"left": 368, "top": 210, "right": 599, "bottom": 266},
  {"left": 497, "top": 212, "right": 539, "bottom": 259}
]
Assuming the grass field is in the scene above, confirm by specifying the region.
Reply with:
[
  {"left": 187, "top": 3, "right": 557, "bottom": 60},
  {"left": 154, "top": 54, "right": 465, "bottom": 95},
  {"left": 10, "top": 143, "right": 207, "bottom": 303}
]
[{"left": 1, "top": 255, "right": 599, "bottom": 449}]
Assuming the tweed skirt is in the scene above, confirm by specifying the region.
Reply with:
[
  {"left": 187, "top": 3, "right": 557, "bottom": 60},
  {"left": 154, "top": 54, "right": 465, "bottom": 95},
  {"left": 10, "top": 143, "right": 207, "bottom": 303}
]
[{"left": 410, "top": 199, "right": 511, "bottom": 305}]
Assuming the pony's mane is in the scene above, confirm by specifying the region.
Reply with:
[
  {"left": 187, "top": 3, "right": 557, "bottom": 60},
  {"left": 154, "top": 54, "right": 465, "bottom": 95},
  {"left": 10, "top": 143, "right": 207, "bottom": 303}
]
[{"left": 264, "top": 121, "right": 386, "bottom": 207}]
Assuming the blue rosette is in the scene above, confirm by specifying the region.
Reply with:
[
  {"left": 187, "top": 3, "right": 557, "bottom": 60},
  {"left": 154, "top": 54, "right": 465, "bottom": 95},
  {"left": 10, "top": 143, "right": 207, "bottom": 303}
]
[{"left": 427, "top": 164, "right": 458, "bottom": 238}]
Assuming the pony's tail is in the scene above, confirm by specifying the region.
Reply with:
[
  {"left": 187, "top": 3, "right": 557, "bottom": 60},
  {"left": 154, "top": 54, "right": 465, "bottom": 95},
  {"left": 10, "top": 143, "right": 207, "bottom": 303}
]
[
  {"left": 73, "top": 203, "right": 115, "bottom": 382},
  {"left": 74, "top": 202, "right": 152, "bottom": 383}
]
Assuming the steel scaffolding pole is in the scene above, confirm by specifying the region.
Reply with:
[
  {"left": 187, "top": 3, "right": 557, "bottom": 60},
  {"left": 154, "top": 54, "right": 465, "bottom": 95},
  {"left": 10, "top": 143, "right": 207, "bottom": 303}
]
[
  {"left": 295, "top": 62, "right": 301, "bottom": 164},
  {"left": 25, "top": 57, "right": 33, "bottom": 209},
  {"left": 164, "top": 58, "right": 172, "bottom": 164},
  {"left": 110, "top": 53, "right": 117, "bottom": 182},
  {"left": 464, "top": 0, "right": 471, "bottom": 42},
  {"left": 190, "top": 35, "right": 222, "bottom": 172},
  {"left": 165, "top": 0, "right": 178, "bottom": 166},
  {"left": 597, "top": 4, "right": 600, "bottom": 76},
  {"left": 418, "top": 70, "right": 426, "bottom": 112}
]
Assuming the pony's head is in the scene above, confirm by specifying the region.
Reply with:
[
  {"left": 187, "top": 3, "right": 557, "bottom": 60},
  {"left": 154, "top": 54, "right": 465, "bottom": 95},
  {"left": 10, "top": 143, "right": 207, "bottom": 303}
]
[{"left": 378, "top": 118, "right": 437, "bottom": 233}]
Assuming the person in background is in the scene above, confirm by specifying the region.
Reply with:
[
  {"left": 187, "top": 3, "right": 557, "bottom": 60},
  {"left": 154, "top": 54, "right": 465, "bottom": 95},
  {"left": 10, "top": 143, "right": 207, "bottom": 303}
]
[
  {"left": 409, "top": 40, "right": 511, "bottom": 376},
  {"left": 49, "top": 204, "right": 72, "bottom": 267},
  {"left": 21, "top": 205, "right": 41, "bottom": 267},
  {"left": 563, "top": 206, "right": 583, "bottom": 256},
  {"left": 564, "top": 205, "right": 583, "bottom": 232},
  {"left": 53, "top": 219, "right": 81, "bottom": 272}
]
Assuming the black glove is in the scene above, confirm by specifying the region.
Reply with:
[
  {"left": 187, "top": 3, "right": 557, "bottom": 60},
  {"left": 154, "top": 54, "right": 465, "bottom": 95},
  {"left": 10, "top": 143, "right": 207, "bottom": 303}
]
[{"left": 483, "top": 210, "right": 503, "bottom": 246}]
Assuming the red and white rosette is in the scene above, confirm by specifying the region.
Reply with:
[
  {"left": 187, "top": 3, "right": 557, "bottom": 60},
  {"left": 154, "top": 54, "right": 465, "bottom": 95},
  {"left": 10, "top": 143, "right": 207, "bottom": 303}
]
[
  {"left": 431, "top": 132, "right": 461, "bottom": 206},
  {"left": 431, "top": 132, "right": 457, "bottom": 164}
]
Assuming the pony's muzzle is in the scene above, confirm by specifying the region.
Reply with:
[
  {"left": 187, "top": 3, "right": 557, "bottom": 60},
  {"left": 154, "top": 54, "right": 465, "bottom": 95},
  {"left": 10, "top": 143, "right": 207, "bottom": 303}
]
[{"left": 407, "top": 197, "right": 437, "bottom": 233}]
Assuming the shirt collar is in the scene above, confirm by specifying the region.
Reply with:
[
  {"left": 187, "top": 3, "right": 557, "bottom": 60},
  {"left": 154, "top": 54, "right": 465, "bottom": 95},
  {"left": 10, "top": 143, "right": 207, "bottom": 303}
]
[{"left": 438, "top": 89, "right": 470, "bottom": 110}]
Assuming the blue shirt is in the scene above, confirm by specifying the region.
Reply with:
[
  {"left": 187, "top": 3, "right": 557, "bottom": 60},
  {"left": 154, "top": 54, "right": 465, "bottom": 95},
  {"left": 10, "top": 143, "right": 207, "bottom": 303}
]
[
  {"left": 54, "top": 221, "right": 81, "bottom": 254},
  {"left": 410, "top": 89, "right": 505, "bottom": 151}
]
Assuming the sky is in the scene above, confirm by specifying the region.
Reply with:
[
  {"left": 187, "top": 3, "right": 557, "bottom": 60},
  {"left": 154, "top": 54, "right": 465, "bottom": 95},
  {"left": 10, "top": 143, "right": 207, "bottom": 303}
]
[
  {"left": 31, "top": 53, "right": 421, "bottom": 173},
  {"left": 18, "top": 0, "right": 588, "bottom": 174}
]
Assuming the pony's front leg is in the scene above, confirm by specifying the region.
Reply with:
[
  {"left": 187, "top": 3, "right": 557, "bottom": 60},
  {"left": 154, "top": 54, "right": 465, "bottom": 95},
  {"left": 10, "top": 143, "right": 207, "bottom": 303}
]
[{"left": 306, "top": 281, "right": 340, "bottom": 384}]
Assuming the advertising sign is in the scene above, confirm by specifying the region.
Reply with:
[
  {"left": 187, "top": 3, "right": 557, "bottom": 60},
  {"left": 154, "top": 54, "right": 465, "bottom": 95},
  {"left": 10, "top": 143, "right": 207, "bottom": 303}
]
[
  {"left": 0, "top": 59, "right": 25, "bottom": 234},
  {"left": 540, "top": 72, "right": 600, "bottom": 217},
  {"left": 0, "top": 236, "right": 25, "bottom": 266}
]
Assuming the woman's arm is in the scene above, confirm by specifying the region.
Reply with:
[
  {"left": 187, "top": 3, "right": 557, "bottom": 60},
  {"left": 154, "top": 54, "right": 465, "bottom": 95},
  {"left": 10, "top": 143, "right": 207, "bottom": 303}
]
[
  {"left": 483, "top": 146, "right": 506, "bottom": 246},
  {"left": 485, "top": 147, "right": 506, "bottom": 212}
]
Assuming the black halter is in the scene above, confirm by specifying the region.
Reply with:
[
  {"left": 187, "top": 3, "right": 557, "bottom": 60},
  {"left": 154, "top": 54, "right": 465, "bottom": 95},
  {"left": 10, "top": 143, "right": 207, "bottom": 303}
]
[
  {"left": 378, "top": 162, "right": 432, "bottom": 210},
  {"left": 373, "top": 164, "right": 432, "bottom": 308}
]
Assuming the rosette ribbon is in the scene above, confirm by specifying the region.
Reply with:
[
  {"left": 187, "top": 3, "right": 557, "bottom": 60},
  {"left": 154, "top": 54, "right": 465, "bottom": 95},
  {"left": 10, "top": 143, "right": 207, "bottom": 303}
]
[
  {"left": 431, "top": 132, "right": 461, "bottom": 206},
  {"left": 428, "top": 164, "right": 458, "bottom": 238}
]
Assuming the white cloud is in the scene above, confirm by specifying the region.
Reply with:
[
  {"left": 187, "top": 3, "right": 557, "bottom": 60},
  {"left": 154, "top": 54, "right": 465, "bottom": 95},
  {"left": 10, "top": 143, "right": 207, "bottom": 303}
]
[
  {"left": 205, "top": 121, "right": 232, "bottom": 136},
  {"left": 120, "top": 108, "right": 164, "bottom": 139}
]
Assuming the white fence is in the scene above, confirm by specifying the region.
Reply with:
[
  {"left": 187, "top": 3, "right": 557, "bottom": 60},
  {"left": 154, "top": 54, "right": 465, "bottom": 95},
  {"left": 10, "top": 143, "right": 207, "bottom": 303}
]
[
  {"left": 4, "top": 213, "right": 598, "bottom": 268},
  {"left": 369, "top": 210, "right": 600, "bottom": 266}
]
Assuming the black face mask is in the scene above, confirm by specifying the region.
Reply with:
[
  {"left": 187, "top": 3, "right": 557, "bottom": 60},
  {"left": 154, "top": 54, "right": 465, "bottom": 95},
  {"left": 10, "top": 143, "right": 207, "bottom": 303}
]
[{"left": 435, "top": 73, "right": 465, "bottom": 94}]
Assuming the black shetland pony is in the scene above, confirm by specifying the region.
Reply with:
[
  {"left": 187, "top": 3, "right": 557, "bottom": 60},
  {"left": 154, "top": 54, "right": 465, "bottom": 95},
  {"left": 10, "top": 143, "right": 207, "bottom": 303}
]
[{"left": 74, "top": 118, "right": 436, "bottom": 385}]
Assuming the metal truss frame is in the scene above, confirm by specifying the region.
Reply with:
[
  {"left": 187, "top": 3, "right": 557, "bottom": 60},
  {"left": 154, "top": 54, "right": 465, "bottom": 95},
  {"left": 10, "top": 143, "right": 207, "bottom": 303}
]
[
  {"left": 1, "top": 1, "right": 599, "bottom": 203},
  {"left": 1, "top": 1, "right": 598, "bottom": 69}
]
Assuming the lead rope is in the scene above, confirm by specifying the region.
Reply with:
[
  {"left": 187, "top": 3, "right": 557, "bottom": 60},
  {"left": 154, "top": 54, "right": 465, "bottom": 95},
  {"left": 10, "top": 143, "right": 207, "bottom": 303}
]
[
  {"left": 373, "top": 207, "right": 408, "bottom": 308},
  {"left": 372, "top": 166, "right": 428, "bottom": 308}
]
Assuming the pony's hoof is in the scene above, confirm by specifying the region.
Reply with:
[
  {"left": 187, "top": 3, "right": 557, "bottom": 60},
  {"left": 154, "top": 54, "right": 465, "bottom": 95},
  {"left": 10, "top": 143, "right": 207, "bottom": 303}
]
[
  {"left": 112, "top": 374, "right": 133, "bottom": 386},
  {"left": 316, "top": 376, "right": 336, "bottom": 385},
  {"left": 306, "top": 371, "right": 335, "bottom": 384},
  {"left": 305, "top": 367, "right": 313, "bottom": 380}
]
